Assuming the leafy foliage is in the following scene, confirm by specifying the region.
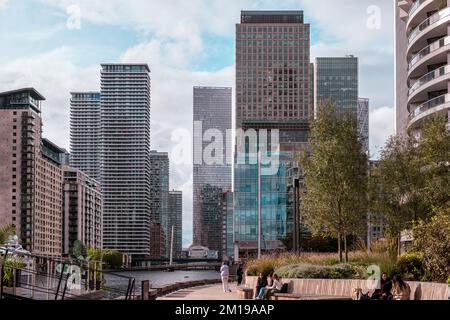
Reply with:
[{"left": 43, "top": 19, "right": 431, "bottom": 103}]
[
  {"left": 0, "top": 225, "right": 15, "bottom": 245},
  {"left": 300, "top": 102, "right": 368, "bottom": 261},
  {"left": 413, "top": 209, "right": 450, "bottom": 282},
  {"left": 396, "top": 252, "right": 426, "bottom": 281},
  {"left": 275, "top": 263, "right": 364, "bottom": 280}
]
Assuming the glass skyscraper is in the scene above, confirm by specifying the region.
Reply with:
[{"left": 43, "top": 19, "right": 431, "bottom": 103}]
[
  {"left": 192, "top": 87, "right": 232, "bottom": 248},
  {"left": 314, "top": 56, "right": 359, "bottom": 115},
  {"left": 358, "top": 98, "right": 370, "bottom": 154},
  {"left": 168, "top": 190, "right": 183, "bottom": 259}
]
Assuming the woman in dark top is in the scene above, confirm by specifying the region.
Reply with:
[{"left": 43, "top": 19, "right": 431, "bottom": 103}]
[
  {"left": 255, "top": 273, "right": 268, "bottom": 299},
  {"left": 237, "top": 265, "right": 244, "bottom": 286},
  {"left": 371, "top": 272, "right": 393, "bottom": 300}
]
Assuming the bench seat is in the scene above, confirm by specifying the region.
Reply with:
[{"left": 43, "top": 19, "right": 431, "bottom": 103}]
[{"left": 271, "top": 293, "right": 353, "bottom": 301}]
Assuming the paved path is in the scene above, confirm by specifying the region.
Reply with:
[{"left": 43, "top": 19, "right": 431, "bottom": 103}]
[{"left": 158, "top": 283, "right": 247, "bottom": 300}]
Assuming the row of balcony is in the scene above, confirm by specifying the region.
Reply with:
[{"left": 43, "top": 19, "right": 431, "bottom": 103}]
[
  {"left": 408, "top": 36, "right": 450, "bottom": 71},
  {"left": 409, "top": 93, "right": 450, "bottom": 128},
  {"left": 408, "top": 7, "right": 450, "bottom": 44},
  {"left": 408, "top": 65, "right": 450, "bottom": 97}
]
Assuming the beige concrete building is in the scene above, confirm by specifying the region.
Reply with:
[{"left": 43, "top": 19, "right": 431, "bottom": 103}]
[
  {"left": 396, "top": 0, "right": 450, "bottom": 135},
  {"left": 62, "top": 167, "right": 103, "bottom": 256},
  {"left": 0, "top": 88, "right": 63, "bottom": 257}
]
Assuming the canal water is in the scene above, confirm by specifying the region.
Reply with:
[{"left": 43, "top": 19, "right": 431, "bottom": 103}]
[{"left": 104, "top": 270, "right": 221, "bottom": 292}]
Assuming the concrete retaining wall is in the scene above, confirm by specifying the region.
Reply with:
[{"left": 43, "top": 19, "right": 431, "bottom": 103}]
[{"left": 245, "top": 276, "right": 449, "bottom": 300}]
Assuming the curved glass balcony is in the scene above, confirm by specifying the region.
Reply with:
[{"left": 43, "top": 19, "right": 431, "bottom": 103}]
[
  {"left": 408, "top": 7, "right": 450, "bottom": 44},
  {"left": 409, "top": 0, "right": 426, "bottom": 16},
  {"left": 408, "top": 36, "right": 450, "bottom": 71},
  {"left": 409, "top": 94, "right": 449, "bottom": 123},
  {"left": 408, "top": 65, "right": 450, "bottom": 96}
]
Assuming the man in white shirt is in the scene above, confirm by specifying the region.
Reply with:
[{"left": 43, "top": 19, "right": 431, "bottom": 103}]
[{"left": 220, "top": 262, "right": 232, "bottom": 292}]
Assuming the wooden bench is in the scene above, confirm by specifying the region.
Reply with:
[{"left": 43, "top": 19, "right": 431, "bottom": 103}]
[
  {"left": 271, "top": 293, "right": 353, "bottom": 301},
  {"left": 237, "top": 288, "right": 254, "bottom": 299}
]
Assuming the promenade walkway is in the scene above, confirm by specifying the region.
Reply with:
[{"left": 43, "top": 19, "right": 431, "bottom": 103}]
[{"left": 158, "top": 283, "right": 243, "bottom": 300}]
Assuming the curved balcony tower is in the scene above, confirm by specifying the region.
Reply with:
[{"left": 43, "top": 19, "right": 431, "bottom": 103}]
[{"left": 397, "top": 0, "right": 450, "bottom": 134}]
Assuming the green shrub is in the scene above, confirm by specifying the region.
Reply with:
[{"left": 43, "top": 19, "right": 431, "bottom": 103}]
[
  {"left": 274, "top": 263, "right": 364, "bottom": 280},
  {"left": 413, "top": 210, "right": 450, "bottom": 282},
  {"left": 396, "top": 252, "right": 425, "bottom": 281}
]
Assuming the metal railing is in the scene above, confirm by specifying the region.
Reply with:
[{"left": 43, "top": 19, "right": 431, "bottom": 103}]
[
  {"left": 409, "top": 93, "right": 449, "bottom": 122},
  {"left": 409, "top": 0, "right": 427, "bottom": 16},
  {"left": 408, "top": 65, "right": 450, "bottom": 96},
  {"left": 0, "top": 250, "right": 136, "bottom": 300},
  {"left": 408, "top": 36, "right": 450, "bottom": 70},
  {"left": 408, "top": 7, "right": 450, "bottom": 43}
]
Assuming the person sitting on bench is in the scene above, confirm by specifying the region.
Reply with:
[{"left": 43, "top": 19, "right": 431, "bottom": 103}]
[
  {"left": 254, "top": 273, "right": 268, "bottom": 299},
  {"left": 257, "top": 274, "right": 282, "bottom": 300}
]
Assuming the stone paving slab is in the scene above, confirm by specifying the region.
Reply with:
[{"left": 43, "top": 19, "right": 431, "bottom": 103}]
[{"left": 158, "top": 284, "right": 247, "bottom": 300}]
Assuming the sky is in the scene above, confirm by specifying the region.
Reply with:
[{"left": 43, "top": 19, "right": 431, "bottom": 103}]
[{"left": 0, "top": 0, "right": 395, "bottom": 248}]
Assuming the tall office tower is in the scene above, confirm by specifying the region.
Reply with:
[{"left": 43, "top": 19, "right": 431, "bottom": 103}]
[
  {"left": 221, "top": 191, "right": 234, "bottom": 260},
  {"left": 149, "top": 151, "right": 169, "bottom": 258},
  {"left": 236, "top": 10, "right": 311, "bottom": 152},
  {"left": 0, "top": 89, "right": 64, "bottom": 257},
  {"left": 396, "top": 0, "right": 450, "bottom": 136},
  {"left": 100, "top": 64, "right": 152, "bottom": 260},
  {"left": 70, "top": 92, "right": 101, "bottom": 180},
  {"left": 62, "top": 167, "right": 103, "bottom": 256},
  {"left": 234, "top": 11, "right": 310, "bottom": 256},
  {"left": 314, "top": 56, "right": 358, "bottom": 116},
  {"left": 192, "top": 87, "right": 232, "bottom": 246},
  {"left": 168, "top": 190, "right": 183, "bottom": 259},
  {"left": 198, "top": 185, "right": 224, "bottom": 258},
  {"left": 358, "top": 98, "right": 370, "bottom": 154}
]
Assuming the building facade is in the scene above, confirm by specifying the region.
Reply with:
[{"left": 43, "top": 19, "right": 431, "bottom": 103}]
[
  {"left": 314, "top": 56, "right": 359, "bottom": 116},
  {"left": 236, "top": 11, "right": 311, "bottom": 153},
  {"left": 168, "top": 190, "right": 183, "bottom": 259},
  {"left": 234, "top": 11, "right": 311, "bottom": 255},
  {"left": 0, "top": 89, "right": 65, "bottom": 257},
  {"left": 198, "top": 185, "right": 224, "bottom": 258},
  {"left": 69, "top": 92, "right": 101, "bottom": 180},
  {"left": 396, "top": 0, "right": 450, "bottom": 135},
  {"left": 100, "top": 64, "right": 152, "bottom": 259},
  {"left": 358, "top": 98, "right": 370, "bottom": 154},
  {"left": 193, "top": 87, "right": 232, "bottom": 246},
  {"left": 222, "top": 191, "right": 234, "bottom": 260},
  {"left": 149, "top": 151, "right": 169, "bottom": 258},
  {"left": 62, "top": 167, "right": 103, "bottom": 256}
]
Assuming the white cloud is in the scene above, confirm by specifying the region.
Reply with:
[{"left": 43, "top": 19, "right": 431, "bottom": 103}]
[
  {"left": 0, "top": 47, "right": 99, "bottom": 149},
  {"left": 0, "top": 0, "right": 8, "bottom": 8},
  {"left": 369, "top": 106, "right": 395, "bottom": 159}
]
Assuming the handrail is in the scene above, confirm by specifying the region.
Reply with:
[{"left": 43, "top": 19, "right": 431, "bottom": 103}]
[
  {"left": 409, "top": 0, "right": 426, "bottom": 16},
  {"left": 408, "top": 7, "right": 450, "bottom": 43},
  {"left": 408, "top": 36, "right": 450, "bottom": 70},
  {"left": 409, "top": 94, "right": 449, "bottom": 121},
  {"left": 408, "top": 65, "right": 449, "bottom": 96}
]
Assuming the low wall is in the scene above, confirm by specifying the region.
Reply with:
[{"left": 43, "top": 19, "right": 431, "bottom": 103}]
[{"left": 245, "top": 276, "right": 449, "bottom": 300}]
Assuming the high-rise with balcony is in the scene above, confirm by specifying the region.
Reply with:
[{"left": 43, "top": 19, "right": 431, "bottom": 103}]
[
  {"left": 100, "top": 64, "right": 152, "bottom": 260},
  {"left": 396, "top": 0, "right": 450, "bottom": 135},
  {"left": 70, "top": 92, "right": 101, "bottom": 180},
  {"left": 193, "top": 87, "right": 232, "bottom": 247}
]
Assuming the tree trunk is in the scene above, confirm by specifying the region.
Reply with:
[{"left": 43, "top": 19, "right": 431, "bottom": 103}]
[
  {"left": 397, "top": 232, "right": 401, "bottom": 257},
  {"left": 338, "top": 233, "right": 343, "bottom": 262},
  {"left": 344, "top": 233, "right": 348, "bottom": 263}
]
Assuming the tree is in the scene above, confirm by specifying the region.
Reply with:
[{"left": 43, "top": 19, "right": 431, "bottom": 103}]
[
  {"left": 0, "top": 225, "right": 15, "bottom": 245},
  {"left": 370, "top": 115, "right": 450, "bottom": 257},
  {"left": 417, "top": 115, "right": 450, "bottom": 210},
  {"left": 300, "top": 102, "right": 369, "bottom": 262},
  {"left": 413, "top": 208, "right": 450, "bottom": 282},
  {"left": 369, "top": 134, "right": 427, "bottom": 257}
]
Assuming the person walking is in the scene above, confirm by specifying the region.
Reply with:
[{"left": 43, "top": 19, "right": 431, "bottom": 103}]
[
  {"left": 236, "top": 265, "right": 244, "bottom": 286},
  {"left": 220, "top": 261, "right": 231, "bottom": 293}
]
